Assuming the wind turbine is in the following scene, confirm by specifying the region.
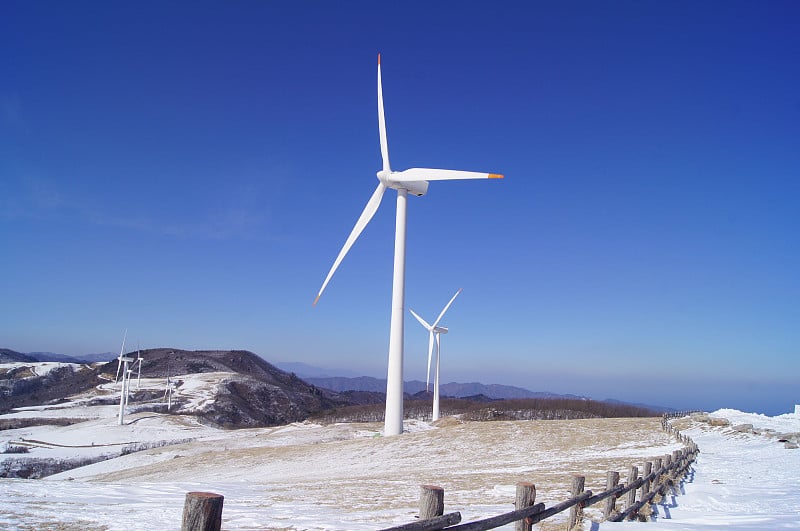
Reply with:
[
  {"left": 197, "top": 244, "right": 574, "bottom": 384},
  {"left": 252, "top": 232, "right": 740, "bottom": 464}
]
[
  {"left": 116, "top": 343, "right": 134, "bottom": 426},
  {"left": 409, "top": 288, "right": 462, "bottom": 422},
  {"left": 164, "top": 355, "right": 175, "bottom": 411},
  {"left": 314, "top": 55, "right": 503, "bottom": 436},
  {"left": 164, "top": 377, "right": 175, "bottom": 411},
  {"left": 114, "top": 329, "right": 128, "bottom": 384},
  {"left": 134, "top": 347, "right": 143, "bottom": 390}
]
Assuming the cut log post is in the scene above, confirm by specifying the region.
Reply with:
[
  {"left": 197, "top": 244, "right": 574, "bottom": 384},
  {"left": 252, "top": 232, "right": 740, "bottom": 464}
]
[
  {"left": 603, "top": 470, "right": 620, "bottom": 519},
  {"left": 182, "top": 492, "right": 224, "bottom": 531},
  {"left": 419, "top": 485, "right": 445, "bottom": 520},
  {"left": 514, "top": 482, "right": 536, "bottom": 531},
  {"left": 660, "top": 454, "right": 674, "bottom": 496},
  {"left": 638, "top": 461, "right": 654, "bottom": 520},
  {"left": 641, "top": 461, "right": 653, "bottom": 498},
  {"left": 672, "top": 450, "right": 683, "bottom": 478},
  {"left": 625, "top": 466, "right": 638, "bottom": 512},
  {"left": 652, "top": 457, "right": 663, "bottom": 502},
  {"left": 567, "top": 475, "right": 585, "bottom": 530}
]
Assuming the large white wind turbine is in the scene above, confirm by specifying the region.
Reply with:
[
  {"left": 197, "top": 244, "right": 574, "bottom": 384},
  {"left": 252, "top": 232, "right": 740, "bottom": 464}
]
[
  {"left": 314, "top": 55, "right": 503, "bottom": 436},
  {"left": 409, "top": 288, "right": 462, "bottom": 422}
]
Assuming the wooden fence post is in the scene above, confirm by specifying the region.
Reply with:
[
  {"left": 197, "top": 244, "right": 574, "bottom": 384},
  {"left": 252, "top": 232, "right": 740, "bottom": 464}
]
[
  {"left": 638, "top": 461, "right": 654, "bottom": 520},
  {"left": 603, "top": 470, "right": 620, "bottom": 519},
  {"left": 419, "top": 485, "right": 445, "bottom": 520},
  {"left": 625, "top": 465, "right": 638, "bottom": 512},
  {"left": 672, "top": 450, "right": 682, "bottom": 479},
  {"left": 641, "top": 461, "right": 653, "bottom": 498},
  {"left": 652, "top": 457, "right": 663, "bottom": 501},
  {"left": 514, "top": 482, "right": 536, "bottom": 531},
  {"left": 567, "top": 475, "right": 585, "bottom": 530},
  {"left": 182, "top": 492, "right": 223, "bottom": 531}
]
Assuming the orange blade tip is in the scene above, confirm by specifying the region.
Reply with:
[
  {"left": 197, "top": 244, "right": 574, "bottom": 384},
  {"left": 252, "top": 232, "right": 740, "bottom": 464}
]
[
  {"left": 378, "top": 53, "right": 381, "bottom": 65},
  {"left": 489, "top": 173, "right": 504, "bottom": 179},
  {"left": 313, "top": 294, "right": 321, "bottom": 306}
]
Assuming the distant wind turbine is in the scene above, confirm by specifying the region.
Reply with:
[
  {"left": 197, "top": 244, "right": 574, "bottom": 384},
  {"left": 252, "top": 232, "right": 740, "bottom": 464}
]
[
  {"left": 115, "top": 331, "right": 134, "bottom": 426},
  {"left": 314, "top": 55, "right": 503, "bottom": 436},
  {"left": 409, "top": 288, "right": 462, "bottom": 422},
  {"left": 114, "top": 329, "right": 128, "bottom": 384},
  {"left": 135, "top": 347, "right": 143, "bottom": 390},
  {"left": 164, "top": 355, "right": 175, "bottom": 411}
]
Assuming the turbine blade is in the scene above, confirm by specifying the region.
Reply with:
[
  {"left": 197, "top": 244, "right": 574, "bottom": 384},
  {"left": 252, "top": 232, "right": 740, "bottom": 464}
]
[
  {"left": 377, "top": 53, "right": 390, "bottom": 172},
  {"left": 314, "top": 182, "right": 387, "bottom": 305},
  {"left": 393, "top": 168, "right": 504, "bottom": 182},
  {"left": 426, "top": 330, "right": 435, "bottom": 392},
  {"left": 409, "top": 308, "right": 432, "bottom": 330},
  {"left": 433, "top": 288, "right": 463, "bottom": 327}
]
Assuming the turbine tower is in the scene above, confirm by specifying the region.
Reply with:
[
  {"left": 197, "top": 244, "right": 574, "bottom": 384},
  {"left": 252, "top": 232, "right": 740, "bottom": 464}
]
[
  {"left": 314, "top": 55, "right": 502, "bottom": 436},
  {"left": 409, "top": 288, "right": 462, "bottom": 421}
]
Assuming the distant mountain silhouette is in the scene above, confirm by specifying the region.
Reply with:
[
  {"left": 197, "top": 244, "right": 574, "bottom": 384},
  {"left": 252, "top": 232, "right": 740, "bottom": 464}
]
[
  {"left": 26, "top": 352, "right": 85, "bottom": 363},
  {"left": 603, "top": 398, "right": 674, "bottom": 413},
  {"left": 0, "top": 348, "right": 37, "bottom": 363},
  {"left": 275, "top": 361, "right": 360, "bottom": 378},
  {"left": 302, "top": 375, "right": 587, "bottom": 401}
]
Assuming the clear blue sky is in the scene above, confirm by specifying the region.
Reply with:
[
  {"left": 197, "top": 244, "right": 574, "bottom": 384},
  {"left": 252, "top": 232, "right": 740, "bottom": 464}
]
[{"left": 2, "top": 1, "right": 798, "bottom": 415}]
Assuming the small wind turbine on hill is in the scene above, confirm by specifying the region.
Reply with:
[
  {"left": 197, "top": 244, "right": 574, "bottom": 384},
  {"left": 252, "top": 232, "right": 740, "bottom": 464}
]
[
  {"left": 114, "top": 331, "right": 134, "bottom": 426},
  {"left": 134, "top": 347, "right": 143, "bottom": 390},
  {"left": 164, "top": 355, "right": 175, "bottom": 411},
  {"left": 314, "top": 54, "right": 503, "bottom": 436},
  {"left": 409, "top": 288, "right": 462, "bottom": 422}
]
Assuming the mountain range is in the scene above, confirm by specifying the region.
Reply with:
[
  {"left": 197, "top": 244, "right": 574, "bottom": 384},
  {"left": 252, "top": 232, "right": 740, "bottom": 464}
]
[
  {"left": 0, "top": 349, "right": 115, "bottom": 364},
  {"left": 2, "top": 348, "right": 670, "bottom": 414}
]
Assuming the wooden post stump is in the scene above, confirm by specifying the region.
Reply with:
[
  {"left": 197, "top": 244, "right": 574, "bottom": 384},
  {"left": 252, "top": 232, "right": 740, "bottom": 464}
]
[
  {"left": 419, "top": 485, "right": 444, "bottom": 520},
  {"left": 603, "top": 470, "right": 620, "bottom": 519},
  {"left": 182, "top": 492, "right": 223, "bottom": 531},
  {"left": 514, "top": 482, "right": 536, "bottom": 531},
  {"left": 567, "top": 475, "right": 585, "bottom": 530}
]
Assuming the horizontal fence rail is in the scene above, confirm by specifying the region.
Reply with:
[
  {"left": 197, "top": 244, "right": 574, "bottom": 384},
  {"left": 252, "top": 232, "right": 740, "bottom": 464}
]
[{"left": 182, "top": 413, "right": 700, "bottom": 531}]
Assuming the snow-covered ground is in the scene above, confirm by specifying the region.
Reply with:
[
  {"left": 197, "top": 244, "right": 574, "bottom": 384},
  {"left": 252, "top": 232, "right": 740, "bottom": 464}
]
[
  {"left": 598, "top": 409, "right": 800, "bottom": 530},
  {"left": 1, "top": 367, "right": 798, "bottom": 530}
]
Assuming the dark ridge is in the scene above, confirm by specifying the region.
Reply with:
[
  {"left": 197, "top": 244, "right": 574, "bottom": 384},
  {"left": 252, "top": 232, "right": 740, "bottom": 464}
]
[{"left": 0, "top": 349, "right": 37, "bottom": 363}]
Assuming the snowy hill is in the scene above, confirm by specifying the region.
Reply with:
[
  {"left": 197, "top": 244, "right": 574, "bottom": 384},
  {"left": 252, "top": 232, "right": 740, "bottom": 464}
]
[{"left": 1, "top": 350, "right": 350, "bottom": 427}]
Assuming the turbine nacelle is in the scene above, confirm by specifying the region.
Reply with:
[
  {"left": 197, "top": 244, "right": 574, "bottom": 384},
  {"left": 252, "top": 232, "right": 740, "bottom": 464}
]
[{"left": 377, "top": 171, "right": 429, "bottom": 197}]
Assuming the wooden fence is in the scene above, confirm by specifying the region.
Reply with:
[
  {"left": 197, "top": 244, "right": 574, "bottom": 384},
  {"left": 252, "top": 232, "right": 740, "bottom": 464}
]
[{"left": 181, "top": 414, "right": 699, "bottom": 531}]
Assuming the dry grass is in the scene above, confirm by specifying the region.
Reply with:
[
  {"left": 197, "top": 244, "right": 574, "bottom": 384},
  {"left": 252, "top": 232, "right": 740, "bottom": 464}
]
[{"left": 80, "top": 417, "right": 680, "bottom": 528}]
